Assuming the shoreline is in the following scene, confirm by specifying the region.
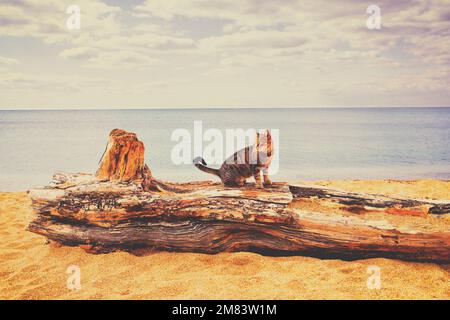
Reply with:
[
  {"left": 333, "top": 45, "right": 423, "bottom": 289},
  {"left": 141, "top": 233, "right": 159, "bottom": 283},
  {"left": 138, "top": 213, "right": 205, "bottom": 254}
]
[{"left": 0, "top": 179, "right": 449, "bottom": 299}]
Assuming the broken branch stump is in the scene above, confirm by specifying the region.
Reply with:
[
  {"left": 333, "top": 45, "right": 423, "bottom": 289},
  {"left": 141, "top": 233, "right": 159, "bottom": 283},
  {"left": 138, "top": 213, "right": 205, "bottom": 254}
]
[{"left": 96, "top": 129, "right": 145, "bottom": 182}]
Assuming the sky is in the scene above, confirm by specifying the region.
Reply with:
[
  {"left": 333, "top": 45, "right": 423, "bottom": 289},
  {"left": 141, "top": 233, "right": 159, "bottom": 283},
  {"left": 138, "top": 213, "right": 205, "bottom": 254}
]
[{"left": 0, "top": 0, "right": 449, "bottom": 109}]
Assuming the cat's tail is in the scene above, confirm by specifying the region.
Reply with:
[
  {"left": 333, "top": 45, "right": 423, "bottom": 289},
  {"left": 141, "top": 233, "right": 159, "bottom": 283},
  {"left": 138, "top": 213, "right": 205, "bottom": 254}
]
[{"left": 193, "top": 157, "right": 221, "bottom": 177}]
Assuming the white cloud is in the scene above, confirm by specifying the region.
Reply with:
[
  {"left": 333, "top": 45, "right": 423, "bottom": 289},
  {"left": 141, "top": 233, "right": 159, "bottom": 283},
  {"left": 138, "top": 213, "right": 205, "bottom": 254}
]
[
  {"left": 201, "top": 30, "right": 308, "bottom": 50},
  {"left": 59, "top": 47, "right": 99, "bottom": 60},
  {"left": 0, "top": 56, "right": 19, "bottom": 66},
  {"left": 82, "top": 50, "right": 162, "bottom": 70}
]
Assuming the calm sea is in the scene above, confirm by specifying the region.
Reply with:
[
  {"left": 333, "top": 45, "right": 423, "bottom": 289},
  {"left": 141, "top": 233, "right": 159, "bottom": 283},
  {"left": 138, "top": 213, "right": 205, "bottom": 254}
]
[{"left": 0, "top": 108, "right": 449, "bottom": 191}]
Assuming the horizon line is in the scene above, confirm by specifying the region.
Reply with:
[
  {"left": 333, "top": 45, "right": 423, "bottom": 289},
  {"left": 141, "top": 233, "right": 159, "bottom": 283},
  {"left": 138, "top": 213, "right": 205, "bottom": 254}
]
[{"left": 1, "top": 105, "right": 450, "bottom": 111}]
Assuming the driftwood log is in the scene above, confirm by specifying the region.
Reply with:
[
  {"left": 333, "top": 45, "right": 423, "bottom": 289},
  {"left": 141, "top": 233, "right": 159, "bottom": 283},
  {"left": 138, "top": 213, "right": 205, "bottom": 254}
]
[
  {"left": 27, "top": 129, "right": 450, "bottom": 263},
  {"left": 28, "top": 172, "right": 450, "bottom": 263}
]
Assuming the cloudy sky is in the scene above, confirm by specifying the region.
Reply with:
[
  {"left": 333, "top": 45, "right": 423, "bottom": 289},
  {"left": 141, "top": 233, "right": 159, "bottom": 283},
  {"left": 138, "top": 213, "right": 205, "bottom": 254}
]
[{"left": 0, "top": 0, "right": 449, "bottom": 109}]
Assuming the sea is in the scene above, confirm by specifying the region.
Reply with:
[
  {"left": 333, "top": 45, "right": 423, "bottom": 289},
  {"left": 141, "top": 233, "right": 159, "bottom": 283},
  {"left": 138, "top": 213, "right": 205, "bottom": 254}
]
[{"left": 0, "top": 107, "right": 449, "bottom": 191}]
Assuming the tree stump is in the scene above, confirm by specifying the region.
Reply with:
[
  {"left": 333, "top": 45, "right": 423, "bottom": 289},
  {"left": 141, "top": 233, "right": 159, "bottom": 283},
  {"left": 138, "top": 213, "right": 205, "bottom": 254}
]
[{"left": 96, "top": 129, "right": 145, "bottom": 182}]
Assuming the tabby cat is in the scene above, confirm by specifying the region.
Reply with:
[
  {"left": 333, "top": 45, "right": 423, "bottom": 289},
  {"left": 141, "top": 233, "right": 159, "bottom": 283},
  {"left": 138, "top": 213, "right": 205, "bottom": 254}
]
[{"left": 193, "top": 129, "right": 273, "bottom": 188}]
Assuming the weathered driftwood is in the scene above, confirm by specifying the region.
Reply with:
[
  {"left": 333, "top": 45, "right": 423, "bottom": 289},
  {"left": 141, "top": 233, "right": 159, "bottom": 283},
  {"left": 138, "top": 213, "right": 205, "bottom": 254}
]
[
  {"left": 28, "top": 172, "right": 450, "bottom": 263},
  {"left": 289, "top": 184, "right": 450, "bottom": 216}
]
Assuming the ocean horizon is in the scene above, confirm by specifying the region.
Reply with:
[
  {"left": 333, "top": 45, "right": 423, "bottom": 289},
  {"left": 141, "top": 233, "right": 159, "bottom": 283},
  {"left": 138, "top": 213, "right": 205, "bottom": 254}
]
[{"left": 1, "top": 107, "right": 449, "bottom": 191}]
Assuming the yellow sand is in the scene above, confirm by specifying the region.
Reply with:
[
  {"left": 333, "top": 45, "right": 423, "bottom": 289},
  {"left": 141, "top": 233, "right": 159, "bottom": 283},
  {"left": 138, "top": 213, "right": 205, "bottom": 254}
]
[{"left": 0, "top": 180, "right": 449, "bottom": 300}]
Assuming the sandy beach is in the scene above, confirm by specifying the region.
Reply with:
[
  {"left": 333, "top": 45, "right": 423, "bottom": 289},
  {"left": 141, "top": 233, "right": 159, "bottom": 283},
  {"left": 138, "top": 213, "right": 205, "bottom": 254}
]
[{"left": 0, "top": 180, "right": 449, "bottom": 300}]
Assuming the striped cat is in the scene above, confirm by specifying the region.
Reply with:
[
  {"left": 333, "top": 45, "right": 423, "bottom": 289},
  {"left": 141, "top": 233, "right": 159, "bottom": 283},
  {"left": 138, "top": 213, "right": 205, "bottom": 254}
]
[{"left": 193, "top": 129, "right": 273, "bottom": 188}]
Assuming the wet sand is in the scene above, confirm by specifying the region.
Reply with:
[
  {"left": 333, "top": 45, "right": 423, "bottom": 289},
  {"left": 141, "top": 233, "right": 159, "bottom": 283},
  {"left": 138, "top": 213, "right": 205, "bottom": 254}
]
[{"left": 0, "top": 180, "right": 449, "bottom": 300}]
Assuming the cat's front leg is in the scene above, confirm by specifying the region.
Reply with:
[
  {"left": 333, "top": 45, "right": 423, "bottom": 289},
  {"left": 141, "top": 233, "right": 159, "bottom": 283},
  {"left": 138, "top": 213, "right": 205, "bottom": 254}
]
[
  {"left": 253, "top": 171, "right": 263, "bottom": 188},
  {"left": 262, "top": 167, "right": 272, "bottom": 186}
]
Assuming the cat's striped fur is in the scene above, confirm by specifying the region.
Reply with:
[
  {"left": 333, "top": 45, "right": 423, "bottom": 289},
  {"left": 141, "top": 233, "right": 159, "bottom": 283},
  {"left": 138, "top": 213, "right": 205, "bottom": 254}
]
[{"left": 193, "top": 130, "right": 273, "bottom": 188}]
